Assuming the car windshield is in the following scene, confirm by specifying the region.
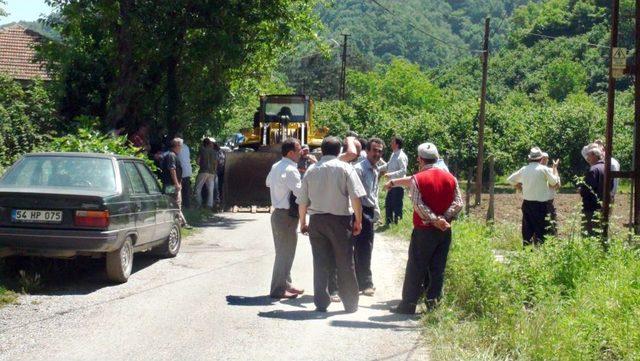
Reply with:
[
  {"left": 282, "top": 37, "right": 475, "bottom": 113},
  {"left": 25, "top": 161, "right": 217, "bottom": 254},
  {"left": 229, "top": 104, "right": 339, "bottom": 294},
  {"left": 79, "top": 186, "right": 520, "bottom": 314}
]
[
  {"left": 0, "top": 156, "right": 117, "bottom": 193},
  {"left": 264, "top": 100, "right": 306, "bottom": 122}
]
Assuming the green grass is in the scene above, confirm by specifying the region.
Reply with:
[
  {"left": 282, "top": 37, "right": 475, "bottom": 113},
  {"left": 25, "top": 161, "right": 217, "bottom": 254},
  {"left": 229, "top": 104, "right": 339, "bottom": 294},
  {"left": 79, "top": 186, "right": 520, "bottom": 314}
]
[
  {"left": 0, "top": 287, "right": 17, "bottom": 307},
  {"left": 378, "top": 192, "right": 640, "bottom": 360}
]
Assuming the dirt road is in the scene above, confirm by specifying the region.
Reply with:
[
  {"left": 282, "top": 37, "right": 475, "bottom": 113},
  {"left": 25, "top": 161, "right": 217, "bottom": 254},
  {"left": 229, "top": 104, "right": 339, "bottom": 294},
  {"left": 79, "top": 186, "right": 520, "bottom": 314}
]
[{"left": 0, "top": 213, "right": 429, "bottom": 361}]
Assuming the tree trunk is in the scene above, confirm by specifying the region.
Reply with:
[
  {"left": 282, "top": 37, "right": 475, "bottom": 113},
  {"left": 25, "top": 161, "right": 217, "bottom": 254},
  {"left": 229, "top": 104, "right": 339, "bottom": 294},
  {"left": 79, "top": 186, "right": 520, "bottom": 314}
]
[
  {"left": 166, "top": 53, "right": 180, "bottom": 138},
  {"left": 105, "top": 0, "right": 138, "bottom": 133}
]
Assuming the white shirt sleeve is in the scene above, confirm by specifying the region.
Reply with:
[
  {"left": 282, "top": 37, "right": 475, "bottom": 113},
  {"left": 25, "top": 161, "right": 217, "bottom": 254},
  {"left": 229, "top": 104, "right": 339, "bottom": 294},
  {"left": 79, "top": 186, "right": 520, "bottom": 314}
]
[
  {"left": 285, "top": 167, "right": 302, "bottom": 198},
  {"left": 265, "top": 166, "right": 274, "bottom": 187},
  {"left": 542, "top": 166, "right": 560, "bottom": 186},
  {"left": 507, "top": 167, "right": 523, "bottom": 185}
]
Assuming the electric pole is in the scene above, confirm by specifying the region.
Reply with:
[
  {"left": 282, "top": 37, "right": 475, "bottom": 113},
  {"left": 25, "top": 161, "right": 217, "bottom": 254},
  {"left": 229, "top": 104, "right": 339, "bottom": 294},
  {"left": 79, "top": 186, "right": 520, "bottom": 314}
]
[
  {"left": 602, "top": 0, "right": 620, "bottom": 241},
  {"left": 339, "top": 34, "right": 349, "bottom": 101},
  {"left": 475, "top": 18, "right": 490, "bottom": 206}
]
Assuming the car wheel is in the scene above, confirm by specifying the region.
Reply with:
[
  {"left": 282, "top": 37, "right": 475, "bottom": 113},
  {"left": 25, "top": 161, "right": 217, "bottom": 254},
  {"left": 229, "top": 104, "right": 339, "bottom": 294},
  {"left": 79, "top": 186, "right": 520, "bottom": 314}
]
[
  {"left": 154, "top": 223, "right": 181, "bottom": 258},
  {"left": 106, "top": 237, "right": 133, "bottom": 283}
]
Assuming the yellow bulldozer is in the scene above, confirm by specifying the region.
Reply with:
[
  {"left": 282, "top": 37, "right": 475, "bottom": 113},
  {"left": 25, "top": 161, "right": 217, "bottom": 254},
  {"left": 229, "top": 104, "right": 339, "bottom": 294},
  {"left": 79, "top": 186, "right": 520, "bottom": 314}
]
[{"left": 222, "top": 94, "right": 328, "bottom": 211}]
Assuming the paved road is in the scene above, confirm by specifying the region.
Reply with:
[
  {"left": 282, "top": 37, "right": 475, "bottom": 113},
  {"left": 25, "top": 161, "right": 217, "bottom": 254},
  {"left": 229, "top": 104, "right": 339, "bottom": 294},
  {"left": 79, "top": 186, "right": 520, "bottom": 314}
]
[{"left": 0, "top": 213, "right": 429, "bottom": 361}]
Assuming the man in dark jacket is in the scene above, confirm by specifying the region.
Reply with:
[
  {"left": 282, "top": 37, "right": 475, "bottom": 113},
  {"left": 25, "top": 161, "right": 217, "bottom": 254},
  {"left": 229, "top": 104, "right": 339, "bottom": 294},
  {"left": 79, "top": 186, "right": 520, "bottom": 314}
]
[{"left": 579, "top": 144, "right": 607, "bottom": 236}]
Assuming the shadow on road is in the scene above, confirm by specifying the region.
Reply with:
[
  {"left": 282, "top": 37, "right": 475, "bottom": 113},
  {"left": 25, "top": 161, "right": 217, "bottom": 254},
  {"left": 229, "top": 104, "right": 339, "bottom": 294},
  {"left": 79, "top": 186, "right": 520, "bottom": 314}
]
[
  {"left": 329, "top": 320, "right": 418, "bottom": 330},
  {"left": 226, "top": 294, "right": 314, "bottom": 308},
  {"left": 226, "top": 295, "right": 275, "bottom": 306},
  {"left": 258, "top": 309, "right": 349, "bottom": 321},
  {"left": 0, "top": 253, "right": 160, "bottom": 296},
  {"left": 192, "top": 213, "right": 257, "bottom": 230}
]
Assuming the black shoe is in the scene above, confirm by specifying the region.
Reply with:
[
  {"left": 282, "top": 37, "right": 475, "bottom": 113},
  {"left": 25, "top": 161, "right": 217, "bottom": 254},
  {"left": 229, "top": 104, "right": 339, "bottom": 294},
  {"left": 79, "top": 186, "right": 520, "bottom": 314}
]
[
  {"left": 425, "top": 299, "right": 439, "bottom": 311},
  {"left": 315, "top": 307, "right": 327, "bottom": 312},
  {"left": 390, "top": 305, "right": 416, "bottom": 315}
]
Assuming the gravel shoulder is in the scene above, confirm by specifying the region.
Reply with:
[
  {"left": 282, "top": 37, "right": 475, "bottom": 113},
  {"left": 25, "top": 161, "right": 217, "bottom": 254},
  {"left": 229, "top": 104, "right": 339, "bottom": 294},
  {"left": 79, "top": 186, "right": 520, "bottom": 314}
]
[{"left": 0, "top": 212, "right": 429, "bottom": 361}]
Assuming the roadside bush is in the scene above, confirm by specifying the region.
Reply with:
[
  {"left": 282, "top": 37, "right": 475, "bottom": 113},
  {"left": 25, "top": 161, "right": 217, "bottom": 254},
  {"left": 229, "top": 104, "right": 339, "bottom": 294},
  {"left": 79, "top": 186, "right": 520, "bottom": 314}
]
[
  {"left": 35, "top": 125, "right": 152, "bottom": 167},
  {"left": 0, "top": 75, "right": 57, "bottom": 168}
]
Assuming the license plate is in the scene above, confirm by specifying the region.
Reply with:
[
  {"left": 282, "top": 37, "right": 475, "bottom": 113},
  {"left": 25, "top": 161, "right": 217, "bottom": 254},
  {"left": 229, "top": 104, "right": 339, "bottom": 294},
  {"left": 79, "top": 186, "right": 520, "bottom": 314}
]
[{"left": 11, "top": 209, "right": 63, "bottom": 224}]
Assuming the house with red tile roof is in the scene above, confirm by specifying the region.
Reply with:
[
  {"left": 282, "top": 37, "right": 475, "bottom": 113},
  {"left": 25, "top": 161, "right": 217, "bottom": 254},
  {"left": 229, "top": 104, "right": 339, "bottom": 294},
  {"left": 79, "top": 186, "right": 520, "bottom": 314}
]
[{"left": 0, "top": 24, "right": 50, "bottom": 81}]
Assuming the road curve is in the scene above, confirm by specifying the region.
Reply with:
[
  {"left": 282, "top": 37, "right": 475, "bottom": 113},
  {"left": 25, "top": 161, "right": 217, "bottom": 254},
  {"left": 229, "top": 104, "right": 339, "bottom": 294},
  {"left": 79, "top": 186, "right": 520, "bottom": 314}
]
[{"left": 0, "top": 212, "right": 429, "bottom": 361}]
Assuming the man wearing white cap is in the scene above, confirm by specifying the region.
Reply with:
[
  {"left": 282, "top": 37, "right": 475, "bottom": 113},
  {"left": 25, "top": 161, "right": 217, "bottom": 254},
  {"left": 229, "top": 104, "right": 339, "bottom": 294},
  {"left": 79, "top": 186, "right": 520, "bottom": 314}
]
[
  {"left": 507, "top": 147, "right": 560, "bottom": 245},
  {"left": 383, "top": 142, "right": 463, "bottom": 314},
  {"left": 580, "top": 143, "right": 610, "bottom": 235}
]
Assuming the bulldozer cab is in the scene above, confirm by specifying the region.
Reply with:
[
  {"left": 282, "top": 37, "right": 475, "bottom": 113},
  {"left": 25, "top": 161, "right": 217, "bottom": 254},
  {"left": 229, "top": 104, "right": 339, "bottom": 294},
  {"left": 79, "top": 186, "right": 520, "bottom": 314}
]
[
  {"left": 223, "top": 94, "right": 326, "bottom": 210},
  {"left": 240, "top": 95, "right": 324, "bottom": 149}
]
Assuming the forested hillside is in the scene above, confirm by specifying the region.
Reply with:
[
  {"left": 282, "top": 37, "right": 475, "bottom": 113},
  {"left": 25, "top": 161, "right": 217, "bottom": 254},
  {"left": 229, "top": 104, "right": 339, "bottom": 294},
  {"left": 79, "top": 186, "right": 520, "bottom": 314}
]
[{"left": 318, "top": 0, "right": 533, "bottom": 66}]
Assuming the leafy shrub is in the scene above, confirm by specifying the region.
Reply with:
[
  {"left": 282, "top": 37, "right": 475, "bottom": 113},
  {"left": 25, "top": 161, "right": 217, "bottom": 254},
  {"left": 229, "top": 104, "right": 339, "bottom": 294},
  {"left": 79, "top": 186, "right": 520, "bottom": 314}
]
[
  {"left": 0, "top": 75, "right": 57, "bottom": 168},
  {"left": 35, "top": 126, "right": 152, "bottom": 167}
]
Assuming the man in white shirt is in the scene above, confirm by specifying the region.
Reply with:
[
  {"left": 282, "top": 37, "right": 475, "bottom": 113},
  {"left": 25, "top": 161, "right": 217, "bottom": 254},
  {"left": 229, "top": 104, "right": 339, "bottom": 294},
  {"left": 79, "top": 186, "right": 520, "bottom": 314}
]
[
  {"left": 381, "top": 136, "right": 408, "bottom": 225},
  {"left": 265, "top": 138, "right": 304, "bottom": 299},
  {"left": 507, "top": 147, "right": 560, "bottom": 246},
  {"left": 177, "top": 137, "right": 193, "bottom": 209}
]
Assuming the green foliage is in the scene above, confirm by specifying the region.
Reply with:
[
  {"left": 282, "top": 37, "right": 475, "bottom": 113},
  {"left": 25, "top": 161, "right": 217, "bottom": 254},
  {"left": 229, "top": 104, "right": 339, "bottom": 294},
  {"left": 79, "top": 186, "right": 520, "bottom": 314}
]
[
  {"left": 36, "top": 126, "right": 153, "bottom": 167},
  {"left": 40, "top": 0, "right": 323, "bottom": 142},
  {"left": 420, "top": 219, "right": 640, "bottom": 360},
  {"left": 0, "top": 75, "right": 57, "bottom": 169},
  {"left": 545, "top": 59, "right": 588, "bottom": 101}
]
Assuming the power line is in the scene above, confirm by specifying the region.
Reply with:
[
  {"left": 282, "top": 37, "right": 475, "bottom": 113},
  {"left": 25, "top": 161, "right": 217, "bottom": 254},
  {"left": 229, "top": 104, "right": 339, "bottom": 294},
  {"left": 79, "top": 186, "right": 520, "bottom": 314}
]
[
  {"left": 366, "top": 0, "right": 485, "bottom": 56},
  {"left": 524, "top": 31, "right": 609, "bottom": 49}
]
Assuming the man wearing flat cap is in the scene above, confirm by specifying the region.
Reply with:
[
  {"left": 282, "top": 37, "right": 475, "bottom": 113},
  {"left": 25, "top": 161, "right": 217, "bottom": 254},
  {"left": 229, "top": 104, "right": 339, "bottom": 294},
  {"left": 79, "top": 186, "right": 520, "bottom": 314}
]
[
  {"left": 383, "top": 142, "right": 463, "bottom": 314},
  {"left": 507, "top": 147, "right": 560, "bottom": 246}
]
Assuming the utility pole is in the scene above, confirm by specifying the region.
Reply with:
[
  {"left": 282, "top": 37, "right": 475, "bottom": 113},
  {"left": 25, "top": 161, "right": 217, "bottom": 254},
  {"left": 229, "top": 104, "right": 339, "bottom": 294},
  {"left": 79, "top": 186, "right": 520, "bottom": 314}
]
[
  {"left": 602, "top": 0, "right": 620, "bottom": 240},
  {"left": 339, "top": 34, "right": 349, "bottom": 101},
  {"left": 475, "top": 18, "right": 490, "bottom": 205},
  {"left": 633, "top": 0, "right": 640, "bottom": 233}
]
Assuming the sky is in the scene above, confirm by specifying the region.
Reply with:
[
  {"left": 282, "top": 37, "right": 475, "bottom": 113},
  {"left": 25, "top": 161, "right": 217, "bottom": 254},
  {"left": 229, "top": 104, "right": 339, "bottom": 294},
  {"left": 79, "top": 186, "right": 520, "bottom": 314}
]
[{"left": 1, "top": 0, "right": 53, "bottom": 24}]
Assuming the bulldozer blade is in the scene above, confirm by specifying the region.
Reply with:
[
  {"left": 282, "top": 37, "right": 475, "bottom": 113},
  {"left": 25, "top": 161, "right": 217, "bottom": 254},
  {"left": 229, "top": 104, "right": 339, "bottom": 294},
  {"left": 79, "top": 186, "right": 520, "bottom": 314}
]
[{"left": 222, "top": 151, "right": 281, "bottom": 210}]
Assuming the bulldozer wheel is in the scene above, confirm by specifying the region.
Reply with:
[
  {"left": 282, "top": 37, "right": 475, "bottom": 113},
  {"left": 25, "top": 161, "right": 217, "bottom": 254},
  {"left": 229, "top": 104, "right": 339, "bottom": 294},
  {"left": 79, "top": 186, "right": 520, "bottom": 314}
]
[{"left": 232, "top": 206, "right": 239, "bottom": 213}]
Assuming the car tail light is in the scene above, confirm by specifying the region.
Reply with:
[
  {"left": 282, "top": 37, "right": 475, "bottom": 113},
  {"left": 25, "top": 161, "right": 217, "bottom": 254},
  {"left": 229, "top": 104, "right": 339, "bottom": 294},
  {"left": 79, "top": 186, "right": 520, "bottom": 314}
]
[{"left": 74, "top": 210, "right": 110, "bottom": 228}]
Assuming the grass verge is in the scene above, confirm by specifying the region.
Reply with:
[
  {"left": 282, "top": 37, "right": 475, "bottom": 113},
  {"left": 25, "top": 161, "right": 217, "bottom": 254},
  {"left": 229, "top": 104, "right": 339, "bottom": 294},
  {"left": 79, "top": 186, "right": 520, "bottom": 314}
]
[{"left": 379, "top": 193, "right": 640, "bottom": 360}]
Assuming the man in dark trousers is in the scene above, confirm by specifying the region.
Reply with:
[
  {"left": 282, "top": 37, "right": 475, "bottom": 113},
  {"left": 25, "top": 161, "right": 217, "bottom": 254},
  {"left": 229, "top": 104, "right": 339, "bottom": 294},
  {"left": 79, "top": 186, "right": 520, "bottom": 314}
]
[
  {"left": 353, "top": 138, "right": 385, "bottom": 297},
  {"left": 298, "top": 136, "right": 366, "bottom": 313},
  {"left": 580, "top": 143, "right": 607, "bottom": 236},
  {"left": 507, "top": 147, "right": 560, "bottom": 246},
  {"left": 265, "top": 138, "right": 304, "bottom": 299},
  {"left": 381, "top": 136, "right": 408, "bottom": 225},
  {"left": 161, "top": 138, "right": 188, "bottom": 227},
  {"left": 384, "top": 142, "right": 463, "bottom": 314}
]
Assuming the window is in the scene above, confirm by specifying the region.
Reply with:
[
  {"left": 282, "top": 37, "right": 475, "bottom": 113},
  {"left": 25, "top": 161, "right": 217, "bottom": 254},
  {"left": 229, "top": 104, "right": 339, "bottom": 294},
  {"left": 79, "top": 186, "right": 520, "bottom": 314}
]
[
  {"left": 1, "top": 156, "right": 116, "bottom": 192},
  {"left": 123, "top": 162, "right": 147, "bottom": 194},
  {"left": 135, "top": 163, "right": 161, "bottom": 193}
]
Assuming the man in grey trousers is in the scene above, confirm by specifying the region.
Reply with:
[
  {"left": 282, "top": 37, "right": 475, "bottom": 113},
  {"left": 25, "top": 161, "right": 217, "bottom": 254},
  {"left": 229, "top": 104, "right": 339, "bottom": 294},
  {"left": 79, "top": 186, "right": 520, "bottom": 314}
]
[
  {"left": 266, "top": 138, "right": 305, "bottom": 299},
  {"left": 298, "top": 136, "right": 366, "bottom": 313}
]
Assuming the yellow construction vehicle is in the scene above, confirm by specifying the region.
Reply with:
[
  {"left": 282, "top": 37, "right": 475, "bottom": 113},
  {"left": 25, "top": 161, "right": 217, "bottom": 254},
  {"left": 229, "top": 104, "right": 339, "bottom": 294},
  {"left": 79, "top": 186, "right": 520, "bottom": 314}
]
[{"left": 222, "top": 94, "right": 328, "bottom": 210}]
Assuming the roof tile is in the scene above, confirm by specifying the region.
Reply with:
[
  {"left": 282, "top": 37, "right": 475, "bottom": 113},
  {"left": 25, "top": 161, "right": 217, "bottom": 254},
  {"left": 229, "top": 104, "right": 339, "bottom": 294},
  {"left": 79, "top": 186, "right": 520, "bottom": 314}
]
[{"left": 0, "top": 24, "right": 51, "bottom": 81}]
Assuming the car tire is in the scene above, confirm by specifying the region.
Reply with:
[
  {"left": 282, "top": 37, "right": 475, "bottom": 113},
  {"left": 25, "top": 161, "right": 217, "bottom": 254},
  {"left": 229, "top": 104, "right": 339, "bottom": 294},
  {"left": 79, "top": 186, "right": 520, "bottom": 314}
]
[
  {"left": 106, "top": 237, "right": 133, "bottom": 283},
  {"left": 153, "top": 223, "right": 181, "bottom": 258}
]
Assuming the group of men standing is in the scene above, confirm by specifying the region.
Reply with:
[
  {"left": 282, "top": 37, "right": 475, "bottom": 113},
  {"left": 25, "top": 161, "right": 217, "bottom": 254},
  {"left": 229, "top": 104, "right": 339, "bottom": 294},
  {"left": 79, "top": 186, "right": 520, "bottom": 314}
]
[
  {"left": 266, "top": 135, "right": 462, "bottom": 314},
  {"left": 157, "top": 136, "right": 227, "bottom": 228},
  {"left": 508, "top": 140, "right": 619, "bottom": 245}
]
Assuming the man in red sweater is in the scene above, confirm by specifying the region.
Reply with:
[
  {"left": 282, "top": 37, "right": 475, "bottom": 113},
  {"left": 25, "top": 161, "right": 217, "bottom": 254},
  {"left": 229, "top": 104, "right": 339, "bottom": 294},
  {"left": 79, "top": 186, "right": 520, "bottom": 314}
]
[{"left": 383, "top": 142, "right": 463, "bottom": 314}]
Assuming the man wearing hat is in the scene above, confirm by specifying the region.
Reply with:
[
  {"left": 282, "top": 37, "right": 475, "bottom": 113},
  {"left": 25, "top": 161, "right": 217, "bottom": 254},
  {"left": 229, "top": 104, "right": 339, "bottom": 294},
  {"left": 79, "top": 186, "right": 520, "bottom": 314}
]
[
  {"left": 507, "top": 147, "right": 560, "bottom": 245},
  {"left": 383, "top": 142, "right": 463, "bottom": 314},
  {"left": 297, "top": 144, "right": 317, "bottom": 177}
]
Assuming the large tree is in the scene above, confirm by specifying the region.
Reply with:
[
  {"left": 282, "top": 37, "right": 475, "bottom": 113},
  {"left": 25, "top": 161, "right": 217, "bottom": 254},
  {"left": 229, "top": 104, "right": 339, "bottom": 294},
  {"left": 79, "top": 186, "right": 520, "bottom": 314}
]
[{"left": 40, "top": 0, "right": 321, "bottom": 140}]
